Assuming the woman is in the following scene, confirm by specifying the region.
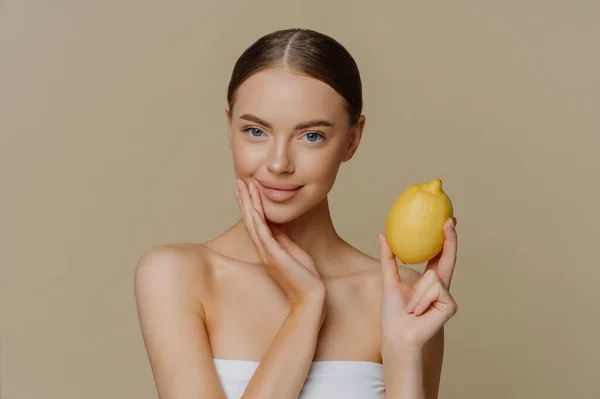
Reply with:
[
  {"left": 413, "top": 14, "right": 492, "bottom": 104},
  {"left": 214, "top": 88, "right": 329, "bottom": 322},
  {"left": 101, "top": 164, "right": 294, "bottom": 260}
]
[{"left": 134, "top": 28, "right": 459, "bottom": 399}]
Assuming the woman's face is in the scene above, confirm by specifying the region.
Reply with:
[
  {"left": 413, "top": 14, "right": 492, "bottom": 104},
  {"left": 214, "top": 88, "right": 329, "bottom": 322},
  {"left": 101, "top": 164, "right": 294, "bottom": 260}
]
[{"left": 227, "top": 67, "right": 364, "bottom": 224}]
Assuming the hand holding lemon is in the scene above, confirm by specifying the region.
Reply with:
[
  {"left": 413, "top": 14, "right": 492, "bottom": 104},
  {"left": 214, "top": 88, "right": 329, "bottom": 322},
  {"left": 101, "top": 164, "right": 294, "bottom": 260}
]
[{"left": 379, "top": 178, "right": 459, "bottom": 352}]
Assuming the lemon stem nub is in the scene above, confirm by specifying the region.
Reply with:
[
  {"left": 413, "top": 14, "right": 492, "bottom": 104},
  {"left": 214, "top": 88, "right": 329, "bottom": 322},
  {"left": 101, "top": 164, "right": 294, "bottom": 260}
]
[{"left": 421, "top": 178, "right": 443, "bottom": 194}]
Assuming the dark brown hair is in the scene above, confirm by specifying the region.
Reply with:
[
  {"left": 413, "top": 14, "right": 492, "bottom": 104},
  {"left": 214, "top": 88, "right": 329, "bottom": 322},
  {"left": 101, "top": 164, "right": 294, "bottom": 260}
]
[{"left": 227, "top": 28, "right": 363, "bottom": 126}]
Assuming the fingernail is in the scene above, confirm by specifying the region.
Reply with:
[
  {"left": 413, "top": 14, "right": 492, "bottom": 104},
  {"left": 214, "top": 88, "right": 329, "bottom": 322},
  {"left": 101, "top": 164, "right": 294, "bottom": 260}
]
[
  {"left": 378, "top": 234, "right": 385, "bottom": 248},
  {"left": 249, "top": 182, "right": 254, "bottom": 193}
]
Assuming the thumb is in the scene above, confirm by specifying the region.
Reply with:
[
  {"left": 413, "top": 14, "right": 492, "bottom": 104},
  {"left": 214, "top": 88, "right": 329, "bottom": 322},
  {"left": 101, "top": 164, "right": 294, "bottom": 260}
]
[{"left": 379, "top": 234, "right": 401, "bottom": 289}]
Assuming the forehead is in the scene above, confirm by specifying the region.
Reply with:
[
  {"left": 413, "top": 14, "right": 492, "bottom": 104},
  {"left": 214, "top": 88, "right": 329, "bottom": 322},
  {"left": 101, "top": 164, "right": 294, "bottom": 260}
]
[{"left": 232, "top": 68, "right": 347, "bottom": 125}]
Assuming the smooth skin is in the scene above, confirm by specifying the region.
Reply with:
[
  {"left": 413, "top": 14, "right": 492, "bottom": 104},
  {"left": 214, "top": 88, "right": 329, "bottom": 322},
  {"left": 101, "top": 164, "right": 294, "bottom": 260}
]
[{"left": 134, "top": 67, "right": 459, "bottom": 399}]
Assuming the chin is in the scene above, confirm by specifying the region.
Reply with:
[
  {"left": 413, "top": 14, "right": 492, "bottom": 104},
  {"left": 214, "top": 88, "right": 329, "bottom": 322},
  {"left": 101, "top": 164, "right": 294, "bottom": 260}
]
[
  {"left": 262, "top": 203, "right": 303, "bottom": 225},
  {"left": 261, "top": 194, "right": 326, "bottom": 226}
]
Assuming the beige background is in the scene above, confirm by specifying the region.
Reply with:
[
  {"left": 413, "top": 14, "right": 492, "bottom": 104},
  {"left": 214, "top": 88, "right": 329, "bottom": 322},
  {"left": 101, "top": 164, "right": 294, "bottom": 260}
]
[{"left": 2, "top": 1, "right": 599, "bottom": 398}]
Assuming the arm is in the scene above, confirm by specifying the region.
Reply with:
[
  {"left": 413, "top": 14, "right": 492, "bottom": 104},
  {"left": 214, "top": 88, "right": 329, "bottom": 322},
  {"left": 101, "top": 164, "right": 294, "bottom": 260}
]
[
  {"left": 378, "top": 218, "right": 458, "bottom": 399},
  {"left": 232, "top": 179, "right": 328, "bottom": 398},
  {"left": 241, "top": 297, "right": 326, "bottom": 399},
  {"left": 134, "top": 245, "right": 326, "bottom": 399},
  {"left": 134, "top": 246, "right": 227, "bottom": 399},
  {"left": 382, "top": 328, "right": 445, "bottom": 399}
]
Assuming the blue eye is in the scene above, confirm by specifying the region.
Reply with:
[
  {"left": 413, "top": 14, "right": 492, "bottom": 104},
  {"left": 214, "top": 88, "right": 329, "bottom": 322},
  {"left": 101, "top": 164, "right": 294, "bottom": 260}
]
[
  {"left": 242, "top": 127, "right": 324, "bottom": 143},
  {"left": 304, "top": 132, "right": 324, "bottom": 142},
  {"left": 245, "top": 127, "right": 264, "bottom": 137}
]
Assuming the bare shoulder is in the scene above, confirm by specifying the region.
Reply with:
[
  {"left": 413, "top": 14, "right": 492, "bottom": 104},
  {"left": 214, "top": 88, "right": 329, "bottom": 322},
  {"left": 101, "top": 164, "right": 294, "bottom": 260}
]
[
  {"left": 134, "top": 243, "right": 211, "bottom": 313},
  {"left": 350, "top": 247, "right": 423, "bottom": 285},
  {"left": 135, "top": 242, "right": 209, "bottom": 271},
  {"left": 133, "top": 243, "right": 227, "bottom": 398},
  {"left": 333, "top": 247, "right": 424, "bottom": 311},
  {"left": 397, "top": 264, "right": 423, "bottom": 285}
]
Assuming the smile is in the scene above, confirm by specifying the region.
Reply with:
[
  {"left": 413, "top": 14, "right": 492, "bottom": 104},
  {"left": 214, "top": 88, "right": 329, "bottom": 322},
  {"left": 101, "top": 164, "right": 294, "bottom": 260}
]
[{"left": 256, "top": 180, "right": 303, "bottom": 203}]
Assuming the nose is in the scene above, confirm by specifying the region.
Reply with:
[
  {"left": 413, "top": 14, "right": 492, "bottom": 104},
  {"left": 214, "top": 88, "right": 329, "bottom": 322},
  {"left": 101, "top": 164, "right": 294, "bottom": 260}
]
[{"left": 267, "top": 139, "right": 295, "bottom": 175}]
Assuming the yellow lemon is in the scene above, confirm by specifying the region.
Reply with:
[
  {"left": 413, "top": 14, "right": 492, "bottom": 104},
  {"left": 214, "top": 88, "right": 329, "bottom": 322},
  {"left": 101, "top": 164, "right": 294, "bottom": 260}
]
[{"left": 385, "top": 178, "right": 453, "bottom": 264}]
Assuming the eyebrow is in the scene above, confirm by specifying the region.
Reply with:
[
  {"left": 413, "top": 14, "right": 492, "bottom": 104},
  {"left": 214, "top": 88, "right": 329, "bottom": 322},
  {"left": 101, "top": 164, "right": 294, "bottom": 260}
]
[{"left": 239, "top": 113, "right": 335, "bottom": 130}]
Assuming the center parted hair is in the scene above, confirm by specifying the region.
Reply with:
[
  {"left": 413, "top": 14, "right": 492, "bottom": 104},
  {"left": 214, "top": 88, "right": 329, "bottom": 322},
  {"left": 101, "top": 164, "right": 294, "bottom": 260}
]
[{"left": 227, "top": 28, "right": 363, "bottom": 126}]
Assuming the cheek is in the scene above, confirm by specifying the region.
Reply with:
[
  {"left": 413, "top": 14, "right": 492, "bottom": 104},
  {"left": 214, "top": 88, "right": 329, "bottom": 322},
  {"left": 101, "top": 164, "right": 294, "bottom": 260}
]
[
  {"left": 231, "top": 139, "right": 263, "bottom": 175},
  {"left": 303, "top": 148, "right": 345, "bottom": 187}
]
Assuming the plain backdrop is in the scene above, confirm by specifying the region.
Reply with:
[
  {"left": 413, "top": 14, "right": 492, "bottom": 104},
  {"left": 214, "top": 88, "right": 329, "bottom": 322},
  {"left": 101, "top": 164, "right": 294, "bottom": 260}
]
[{"left": 2, "top": 1, "right": 599, "bottom": 398}]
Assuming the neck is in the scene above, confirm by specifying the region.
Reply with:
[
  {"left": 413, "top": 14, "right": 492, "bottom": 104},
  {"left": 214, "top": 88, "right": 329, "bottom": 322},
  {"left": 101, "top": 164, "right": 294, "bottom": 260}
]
[{"left": 231, "top": 196, "right": 347, "bottom": 272}]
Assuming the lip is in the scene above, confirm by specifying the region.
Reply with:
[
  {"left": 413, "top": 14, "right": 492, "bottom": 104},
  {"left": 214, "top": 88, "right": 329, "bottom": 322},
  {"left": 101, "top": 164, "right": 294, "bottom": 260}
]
[
  {"left": 256, "top": 180, "right": 303, "bottom": 191},
  {"left": 255, "top": 179, "right": 303, "bottom": 203}
]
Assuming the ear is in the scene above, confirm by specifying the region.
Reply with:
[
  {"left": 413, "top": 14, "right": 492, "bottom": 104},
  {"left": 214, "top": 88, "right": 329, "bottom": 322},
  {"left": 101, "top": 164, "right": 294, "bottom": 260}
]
[
  {"left": 342, "top": 115, "right": 365, "bottom": 162},
  {"left": 225, "top": 108, "right": 232, "bottom": 142}
]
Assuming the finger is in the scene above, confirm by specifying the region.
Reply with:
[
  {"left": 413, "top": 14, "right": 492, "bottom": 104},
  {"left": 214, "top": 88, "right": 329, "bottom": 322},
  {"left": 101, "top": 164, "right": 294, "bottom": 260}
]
[
  {"left": 437, "top": 218, "right": 458, "bottom": 288},
  {"left": 249, "top": 180, "right": 278, "bottom": 261},
  {"left": 237, "top": 179, "right": 269, "bottom": 262},
  {"left": 251, "top": 208, "right": 300, "bottom": 268},
  {"left": 414, "top": 281, "right": 457, "bottom": 317},
  {"left": 424, "top": 251, "right": 441, "bottom": 276},
  {"left": 379, "top": 234, "right": 402, "bottom": 289},
  {"left": 413, "top": 282, "right": 441, "bottom": 316},
  {"left": 249, "top": 180, "right": 265, "bottom": 219},
  {"left": 248, "top": 180, "right": 269, "bottom": 252},
  {"left": 235, "top": 179, "right": 242, "bottom": 209},
  {"left": 406, "top": 269, "right": 437, "bottom": 313}
]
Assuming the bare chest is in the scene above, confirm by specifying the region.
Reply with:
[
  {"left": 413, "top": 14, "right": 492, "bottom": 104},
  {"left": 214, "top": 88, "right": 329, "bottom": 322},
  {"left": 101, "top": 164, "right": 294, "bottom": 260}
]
[{"left": 204, "top": 264, "right": 383, "bottom": 363}]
